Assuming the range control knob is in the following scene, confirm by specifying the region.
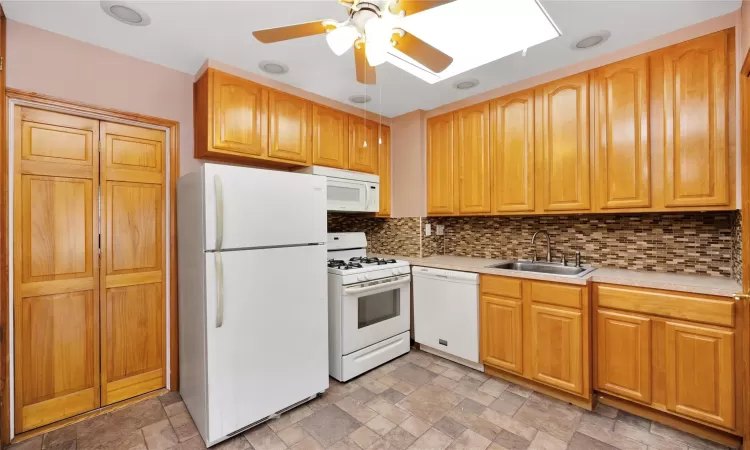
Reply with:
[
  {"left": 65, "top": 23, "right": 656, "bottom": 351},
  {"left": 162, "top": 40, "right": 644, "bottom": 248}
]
[
  {"left": 357, "top": 275, "right": 367, "bottom": 282},
  {"left": 364, "top": 274, "right": 373, "bottom": 281},
  {"left": 392, "top": 269, "right": 399, "bottom": 275},
  {"left": 399, "top": 267, "right": 410, "bottom": 274}
]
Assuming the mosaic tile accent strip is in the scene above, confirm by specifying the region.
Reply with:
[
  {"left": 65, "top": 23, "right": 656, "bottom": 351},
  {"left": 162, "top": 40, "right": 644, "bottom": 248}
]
[
  {"left": 432, "top": 213, "right": 737, "bottom": 278},
  {"left": 732, "top": 211, "right": 743, "bottom": 284},
  {"left": 328, "top": 215, "right": 421, "bottom": 258}
]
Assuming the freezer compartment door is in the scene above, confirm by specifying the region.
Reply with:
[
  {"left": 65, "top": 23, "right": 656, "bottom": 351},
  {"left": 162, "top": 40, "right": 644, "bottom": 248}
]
[
  {"left": 204, "top": 245, "right": 329, "bottom": 442},
  {"left": 203, "top": 163, "right": 326, "bottom": 251}
]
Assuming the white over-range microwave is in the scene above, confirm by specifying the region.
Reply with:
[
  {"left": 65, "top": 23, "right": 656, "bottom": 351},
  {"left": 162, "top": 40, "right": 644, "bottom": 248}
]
[{"left": 298, "top": 166, "right": 379, "bottom": 213}]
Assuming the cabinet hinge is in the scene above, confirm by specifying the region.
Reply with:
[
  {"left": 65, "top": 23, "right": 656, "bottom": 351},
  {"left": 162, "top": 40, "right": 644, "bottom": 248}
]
[{"left": 733, "top": 293, "right": 750, "bottom": 302}]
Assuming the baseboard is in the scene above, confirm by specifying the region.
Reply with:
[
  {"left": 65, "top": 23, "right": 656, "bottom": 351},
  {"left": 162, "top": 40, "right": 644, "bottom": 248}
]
[
  {"left": 597, "top": 393, "right": 742, "bottom": 448},
  {"left": 420, "top": 345, "right": 484, "bottom": 372},
  {"left": 484, "top": 365, "right": 593, "bottom": 410}
]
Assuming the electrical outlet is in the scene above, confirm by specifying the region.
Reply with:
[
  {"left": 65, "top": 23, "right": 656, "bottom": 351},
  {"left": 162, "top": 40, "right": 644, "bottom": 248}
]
[
  {"left": 425, "top": 223, "right": 432, "bottom": 236},
  {"left": 436, "top": 225, "right": 444, "bottom": 236}
]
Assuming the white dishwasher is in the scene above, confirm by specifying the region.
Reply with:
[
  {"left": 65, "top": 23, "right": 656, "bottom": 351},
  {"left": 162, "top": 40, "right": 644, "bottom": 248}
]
[{"left": 412, "top": 266, "right": 480, "bottom": 365}]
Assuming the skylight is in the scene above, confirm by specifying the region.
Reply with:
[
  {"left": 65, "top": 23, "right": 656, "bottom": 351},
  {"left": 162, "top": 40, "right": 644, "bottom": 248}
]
[{"left": 386, "top": 0, "right": 561, "bottom": 84}]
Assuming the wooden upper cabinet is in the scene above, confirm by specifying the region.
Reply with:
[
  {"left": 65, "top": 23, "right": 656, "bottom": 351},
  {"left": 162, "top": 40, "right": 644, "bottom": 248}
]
[
  {"left": 594, "top": 56, "right": 651, "bottom": 210},
  {"left": 377, "top": 126, "right": 392, "bottom": 217},
  {"left": 664, "top": 321, "right": 735, "bottom": 429},
  {"left": 210, "top": 69, "right": 268, "bottom": 157},
  {"left": 455, "top": 103, "right": 491, "bottom": 214},
  {"left": 529, "top": 304, "right": 584, "bottom": 395},
  {"left": 312, "top": 104, "right": 348, "bottom": 169},
  {"left": 348, "top": 116, "right": 378, "bottom": 174},
  {"left": 268, "top": 90, "right": 311, "bottom": 164},
  {"left": 596, "top": 310, "right": 651, "bottom": 404},
  {"left": 663, "top": 31, "right": 729, "bottom": 207},
  {"left": 427, "top": 113, "right": 456, "bottom": 215},
  {"left": 538, "top": 73, "right": 591, "bottom": 212},
  {"left": 491, "top": 91, "right": 534, "bottom": 213},
  {"left": 481, "top": 295, "right": 523, "bottom": 374}
]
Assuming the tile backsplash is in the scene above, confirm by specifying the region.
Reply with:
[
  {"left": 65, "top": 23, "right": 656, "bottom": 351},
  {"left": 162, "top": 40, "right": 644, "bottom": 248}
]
[
  {"left": 328, "top": 212, "right": 742, "bottom": 281},
  {"left": 328, "top": 215, "right": 422, "bottom": 258}
]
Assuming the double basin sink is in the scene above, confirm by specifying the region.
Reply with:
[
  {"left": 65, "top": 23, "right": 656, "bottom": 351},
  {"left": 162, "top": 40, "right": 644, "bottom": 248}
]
[{"left": 485, "top": 260, "right": 596, "bottom": 278}]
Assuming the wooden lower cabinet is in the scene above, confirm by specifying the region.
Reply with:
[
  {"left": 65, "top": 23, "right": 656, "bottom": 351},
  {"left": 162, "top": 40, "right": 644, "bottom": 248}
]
[
  {"left": 529, "top": 304, "right": 584, "bottom": 395},
  {"left": 664, "top": 321, "right": 735, "bottom": 429},
  {"left": 594, "top": 284, "right": 739, "bottom": 434},
  {"left": 480, "top": 295, "right": 523, "bottom": 374},
  {"left": 596, "top": 310, "right": 651, "bottom": 403},
  {"left": 480, "top": 275, "right": 590, "bottom": 402}
]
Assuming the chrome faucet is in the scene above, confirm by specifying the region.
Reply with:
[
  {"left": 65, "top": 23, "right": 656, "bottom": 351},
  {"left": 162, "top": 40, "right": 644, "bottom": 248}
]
[{"left": 531, "top": 231, "right": 552, "bottom": 263}]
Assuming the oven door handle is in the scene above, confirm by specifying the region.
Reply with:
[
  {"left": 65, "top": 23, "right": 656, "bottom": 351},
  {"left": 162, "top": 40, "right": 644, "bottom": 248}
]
[{"left": 344, "top": 277, "right": 410, "bottom": 296}]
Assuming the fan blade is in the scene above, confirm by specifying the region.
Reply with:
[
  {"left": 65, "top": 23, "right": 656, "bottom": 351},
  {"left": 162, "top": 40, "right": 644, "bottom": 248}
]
[
  {"left": 253, "top": 21, "right": 331, "bottom": 43},
  {"left": 392, "top": 30, "right": 453, "bottom": 73},
  {"left": 389, "top": 0, "right": 455, "bottom": 16},
  {"left": 355, "top": 42, "right": 377, "bottom": 84}
]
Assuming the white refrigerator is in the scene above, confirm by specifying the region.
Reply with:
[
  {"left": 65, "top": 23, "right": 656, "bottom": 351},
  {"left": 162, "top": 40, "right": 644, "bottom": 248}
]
[{"left": 177, "top": 163, "right": 329, "bottom": 446}]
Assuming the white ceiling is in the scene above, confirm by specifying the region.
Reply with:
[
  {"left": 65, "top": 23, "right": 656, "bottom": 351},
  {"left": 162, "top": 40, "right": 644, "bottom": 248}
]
[{"left": 2, "top": 0, "right": 742, "bottom": 117}]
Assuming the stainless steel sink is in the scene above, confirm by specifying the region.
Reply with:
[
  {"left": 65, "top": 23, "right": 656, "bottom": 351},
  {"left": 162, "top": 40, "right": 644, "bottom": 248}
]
[{"left": 486, "top": 261, "right": 596, "bottom": 278}]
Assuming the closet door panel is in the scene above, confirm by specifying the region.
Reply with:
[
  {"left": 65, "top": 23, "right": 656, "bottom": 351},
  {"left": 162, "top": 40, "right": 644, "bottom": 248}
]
[{"left": 13, "top": 106, "right": 100, "bottom": 432}]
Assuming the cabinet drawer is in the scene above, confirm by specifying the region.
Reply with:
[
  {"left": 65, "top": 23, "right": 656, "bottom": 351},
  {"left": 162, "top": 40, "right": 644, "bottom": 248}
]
[
  {"left": 481, "top": 275, "right": 522, "bottom": 299},
  {"left": 595, "top": 284, "right": 734, "bottom": 327},
  {"left": 530, "top": 281, "right": 583, "bottom": 309}
]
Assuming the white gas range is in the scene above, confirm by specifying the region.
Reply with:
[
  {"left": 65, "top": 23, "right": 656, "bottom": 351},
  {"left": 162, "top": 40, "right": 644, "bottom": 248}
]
[{"left": 327, "top": 233, "right": 412, "bottom": 382}]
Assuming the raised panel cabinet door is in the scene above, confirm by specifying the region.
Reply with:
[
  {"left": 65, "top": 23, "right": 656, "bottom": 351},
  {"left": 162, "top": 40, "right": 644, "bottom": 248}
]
[
  {"left": 595, "top": 55, "right": 651, "bottom": 209},
  {"left": 491, "top": 91, "right": 534, "bottom": 213},
  {"left": 663, "top": 31, "right": 729, "bottom": 207},
  {"left": 13, "top": 106, "right": 100, "bottom": 432},
  {"left": 427, "top": 113, "right": 456, "bottom": 215},
  {"left": 348, "top": 116, "right": 379, "bottom": 174},
  {"left": 312, "top": 104, "right": 348, "bottom": 168},
  {"left": 539, "top": 73, "right": 591, "bottom": 211},
  {"left": 480, "top": 295, "right": 523, "bottom": 374},
  {"left": 211, "top": 69, "right": 268, "bottom": 157},
  {"left": 665, "top": 321, "right": 734, "bottom": 429},
  {"left": 529, "top": 304, "right": 583, "bottom": 394},
  {"left": 455, "top": 103, "right": 491, "bottom": 214},
  {"left": 596, "top": 310, "right": 651, "bottom": 403},
  {"left": 377, "top": 126, "right": 392, "bottom": 217},
  {"left": 268, "top": 90, "right": 311, "bottom": 164},
  {"left": 100, "top": 122, "right": 166, "bottom": 405}
]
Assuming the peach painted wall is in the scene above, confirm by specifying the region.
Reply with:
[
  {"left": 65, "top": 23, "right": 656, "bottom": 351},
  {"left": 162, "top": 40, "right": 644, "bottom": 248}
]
[
  {"left": 390, "top": 11, "right": 743, "bottom": 217},
  {"left": 390, "top": 110, "right": 426, "bottom": 217},
  {"left": 6, "top": 20, "right": 199, "bottom": 175},
  {"left": 742, "top": 1, "right": 750, "bottom": 59}
]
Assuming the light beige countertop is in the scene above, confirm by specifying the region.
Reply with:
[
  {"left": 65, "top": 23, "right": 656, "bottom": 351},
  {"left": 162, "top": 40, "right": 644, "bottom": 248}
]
[
  {"left": 370, "top": 254, "right": 741, "bottom": 297},
  {"left": 590, "top": 268, "right": 741, "bottom": 298}
]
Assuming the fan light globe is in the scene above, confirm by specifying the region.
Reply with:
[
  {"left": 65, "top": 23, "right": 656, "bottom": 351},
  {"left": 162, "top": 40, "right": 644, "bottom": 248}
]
[
  {"left": 326, "top": 25, "right": 358, "bottom": 56},
  {"left": 364, "top": 19, "right": 391, "bottom": 67}
]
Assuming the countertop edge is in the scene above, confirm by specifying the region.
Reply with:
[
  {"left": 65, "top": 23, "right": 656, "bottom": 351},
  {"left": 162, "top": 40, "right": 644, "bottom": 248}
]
[{"left": 370, "top": 254, "right": 740, "bottom": 298}]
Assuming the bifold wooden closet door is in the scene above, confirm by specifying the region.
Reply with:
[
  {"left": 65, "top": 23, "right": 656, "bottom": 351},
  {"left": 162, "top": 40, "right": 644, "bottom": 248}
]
[{"left": 12, "top": 106, "right": 166, "bottom": 433}]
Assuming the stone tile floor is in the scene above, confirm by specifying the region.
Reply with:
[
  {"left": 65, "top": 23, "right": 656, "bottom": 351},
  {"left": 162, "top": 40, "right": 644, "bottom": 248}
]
[{"left": 9, "top": 349, "right": 734, "bottom": 450}]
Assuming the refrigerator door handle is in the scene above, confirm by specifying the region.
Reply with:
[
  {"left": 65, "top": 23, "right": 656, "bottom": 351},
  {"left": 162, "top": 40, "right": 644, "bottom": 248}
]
[
  {"left": 214, "top": 174, "right": 224, "bottom": 250},
  {"left": 215, "top": 252, "right": 224, "bottom": 328}
]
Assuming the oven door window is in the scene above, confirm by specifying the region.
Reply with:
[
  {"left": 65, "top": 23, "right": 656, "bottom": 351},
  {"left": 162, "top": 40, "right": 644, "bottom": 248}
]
[{"left": 358, "top": 289, "right": 400, "bottom": 329}]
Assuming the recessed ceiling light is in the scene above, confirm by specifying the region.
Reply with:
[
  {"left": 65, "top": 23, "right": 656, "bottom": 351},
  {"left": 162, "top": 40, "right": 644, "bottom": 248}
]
[
  {"left": 453, "top": 79, "right": 479, "bottom": 90},
  {"left": 101, "top": 1, "right": 150, "bottom": 26},
  {"left": 573, "top": 31, "right": 611, "bottom": 50},
  {"left": 259, "top": 61, "right": 289, "bottom": 75},
  {"left": 349, "top": 95, "right": 372, "bottom": 104}
]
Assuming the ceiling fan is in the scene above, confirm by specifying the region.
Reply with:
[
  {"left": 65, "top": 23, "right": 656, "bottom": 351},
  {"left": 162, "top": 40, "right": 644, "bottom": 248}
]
[{"left": 252, "top": 0, "right": 455, "bottom": 84}]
